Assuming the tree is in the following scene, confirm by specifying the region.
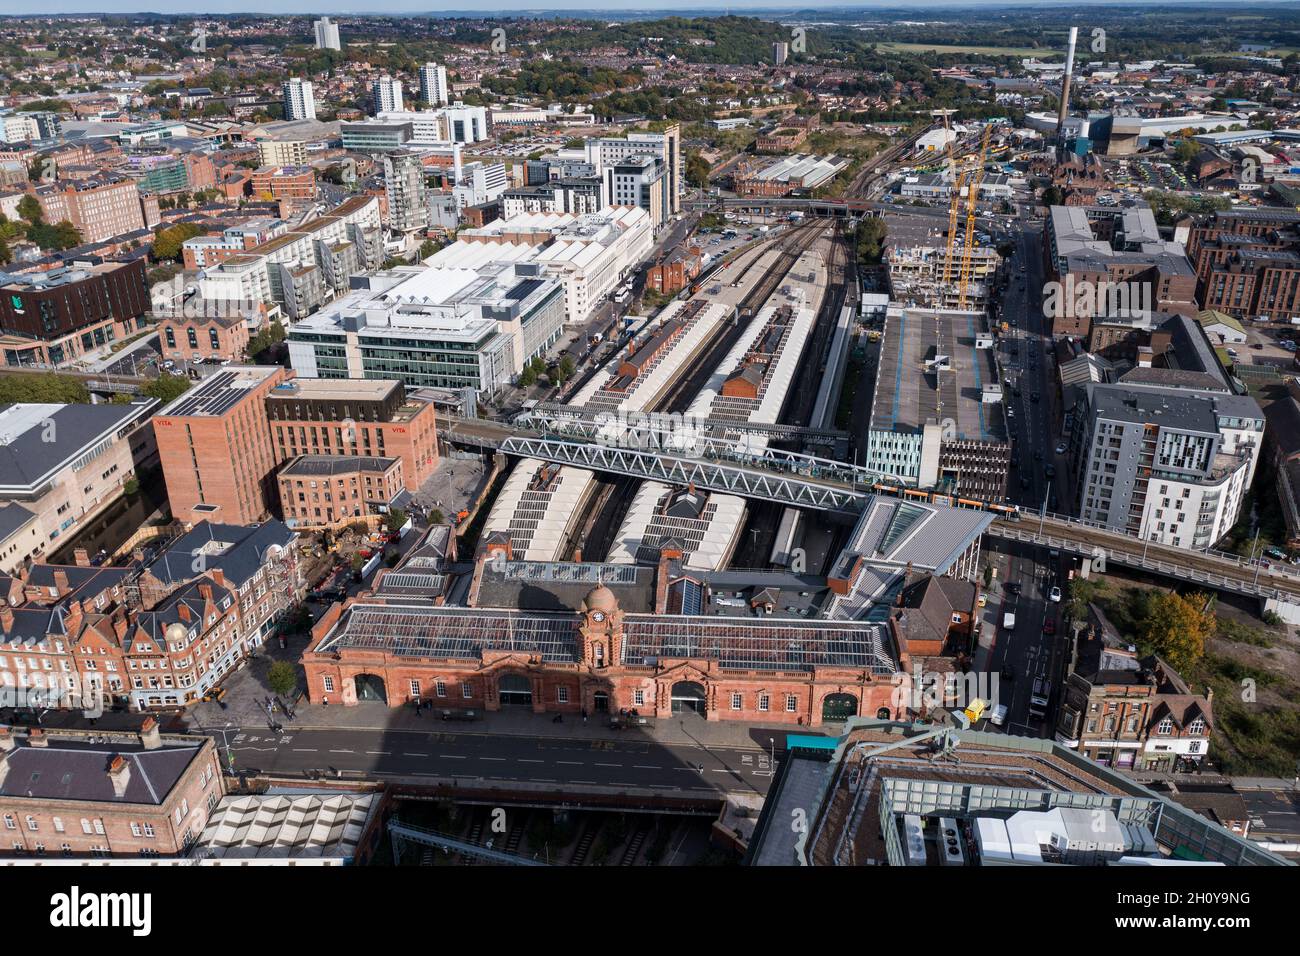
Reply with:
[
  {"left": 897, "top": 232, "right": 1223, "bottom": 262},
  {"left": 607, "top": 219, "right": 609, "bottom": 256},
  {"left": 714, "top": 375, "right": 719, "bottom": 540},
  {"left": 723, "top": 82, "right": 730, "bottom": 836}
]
[
  {"left": 685, "top": 150, "right": 711, "bottom": 188},
  {"left": 16, "top": 194, "right": 43, "bottom": 224},
  {"left": 1139, "top": 591, "right": 1214, "bottom": 673},
  {"left": 1066, "top": 577, "right": 1106, "bottom": 622},
  {"left": 518, "top": 364, "right": 537, "bottom": 387},
  {"left": 853, "top": 215, "right": 887, "bottom": 265},
  {"left": 0, "top": 237, "right": 10, "bottom": 266},
  {"left": 0, "top": 372, "right": 89, "bottom": 403},
  {"left": 418, "top": 238, "right": 438, "bottom": 260},
  {"left": 152, "top": 222, "right": 202, "bottom": 262},
  {"left": 266, "top": 660, "right": 297, "bottom": 698},
  {"left": 1041, "top": 185, "right": 1064, "bottom": 207},
  {"left": 141, "top": 374, "right": 192, "bottom": 405},
  {"left": 559, "top": 354, "right": 576, "bottom": 380},
  {"left": 385, "top": 508, "right": 408, "bottom": 533}
]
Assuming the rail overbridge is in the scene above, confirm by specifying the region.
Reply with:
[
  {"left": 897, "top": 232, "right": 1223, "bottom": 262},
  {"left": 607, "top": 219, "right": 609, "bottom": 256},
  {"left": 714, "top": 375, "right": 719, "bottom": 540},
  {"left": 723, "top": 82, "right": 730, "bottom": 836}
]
[{"left": 439, "top": 419, "right": 1300, "bottom": 614}]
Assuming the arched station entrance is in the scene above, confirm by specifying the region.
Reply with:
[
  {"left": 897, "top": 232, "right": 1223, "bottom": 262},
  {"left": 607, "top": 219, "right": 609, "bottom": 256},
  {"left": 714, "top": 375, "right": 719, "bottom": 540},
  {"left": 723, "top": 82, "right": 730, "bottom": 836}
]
[
  {"left": 670, "top": 681, "right": 707, "bottom": 715},
  {"left": 498, "top": 673, "right": 533, "bottom": 707}
]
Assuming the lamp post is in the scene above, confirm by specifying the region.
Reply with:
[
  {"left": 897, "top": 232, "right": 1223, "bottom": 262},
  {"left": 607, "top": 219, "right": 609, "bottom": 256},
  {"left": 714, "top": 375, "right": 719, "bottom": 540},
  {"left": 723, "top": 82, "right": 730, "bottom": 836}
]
[{"left": 219, "top": 722, "right": 234, "bottom": 772}]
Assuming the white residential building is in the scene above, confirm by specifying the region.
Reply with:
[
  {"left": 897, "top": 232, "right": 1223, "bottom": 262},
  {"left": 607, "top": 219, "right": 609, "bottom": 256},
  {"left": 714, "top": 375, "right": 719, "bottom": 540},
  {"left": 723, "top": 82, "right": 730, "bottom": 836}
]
[
  {"left": 372, "top": 77, "right": 404, "bottom": 115},
  {"left": 281, "top": 79, "right": 316, "bottom": 122},
  {"left": 453, "top": 161, "right": 507, "bottom": 211},
  {"left": 419, "top": 63, "right": 449, "bottom": 107},
  {"left": 313, "top": 17, "right": 341, "bottom": 51}
]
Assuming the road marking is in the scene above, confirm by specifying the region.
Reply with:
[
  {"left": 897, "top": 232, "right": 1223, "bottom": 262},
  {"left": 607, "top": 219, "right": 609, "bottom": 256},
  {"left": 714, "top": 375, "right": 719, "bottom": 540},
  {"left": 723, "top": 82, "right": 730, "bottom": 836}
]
[
  {"left": 555, "top": 760, "right": 582, "bottom": 766},
  {"left": 440, "top": 754, "right": 467, "bottom": 759},
  {"left": 594, "top": 762, "right": 622, "bottom": 767},
  {"left": 632, "top": 764, "right": 661, "bottom": 770},
  {"left": 292, "top": 748, "right": 317, "bottom": 753},
  {"left": 365, "top": 751, "right": 391, "bottom": 756},
  {"left": 528, "top": 778, "right": 557, "bottom": 783},
  {"left": 571, "top": 780, "right": 597, "bottom": 785},
  {"left": 404, "top": 752, "right": 428, "bottom": 757},
  {"left": 328, "top": 749, "right": 354, "bottom": 754},
  {"left": 479, "top": 756, "right": 505, "bottom": 762},
  {"left": 517, "top": 758, "right": 544, "bottom": 764}
]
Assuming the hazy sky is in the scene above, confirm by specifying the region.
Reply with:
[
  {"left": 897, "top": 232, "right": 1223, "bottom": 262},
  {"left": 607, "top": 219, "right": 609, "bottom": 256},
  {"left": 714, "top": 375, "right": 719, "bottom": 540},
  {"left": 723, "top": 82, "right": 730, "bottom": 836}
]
[{"left": 1, "top": 0, "right": 1242, "bottom": 15}]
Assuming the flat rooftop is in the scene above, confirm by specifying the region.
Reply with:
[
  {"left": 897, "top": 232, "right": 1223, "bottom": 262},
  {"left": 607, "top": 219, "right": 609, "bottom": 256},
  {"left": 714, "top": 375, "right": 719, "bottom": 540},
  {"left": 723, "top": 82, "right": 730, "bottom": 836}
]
[
  {"left": 158, "top": 366, "right": 282, "bottom": 418},
  {"left": 870, "top": 307, "right": 1004, "bottom": 441},
  {"left": 268, "top": 378, "right": 400, "bottom": 402}
]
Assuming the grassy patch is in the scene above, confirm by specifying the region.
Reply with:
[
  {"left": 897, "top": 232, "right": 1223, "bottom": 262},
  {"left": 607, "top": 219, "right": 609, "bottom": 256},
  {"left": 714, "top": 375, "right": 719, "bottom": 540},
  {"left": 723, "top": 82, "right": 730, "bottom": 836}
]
[{"left": 1217, "top": 618, "right": 1276, "bottom": 648}]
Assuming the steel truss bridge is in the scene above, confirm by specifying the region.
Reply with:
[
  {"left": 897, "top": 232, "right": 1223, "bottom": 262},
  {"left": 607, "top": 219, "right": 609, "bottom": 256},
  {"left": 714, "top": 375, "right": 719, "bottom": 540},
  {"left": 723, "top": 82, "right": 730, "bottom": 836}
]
[
  {"left": 498, "top": 436, "right": 868, "bottom": 512},
  {"left": 388, "top": 820, "right": 547, "bottom": 866}
]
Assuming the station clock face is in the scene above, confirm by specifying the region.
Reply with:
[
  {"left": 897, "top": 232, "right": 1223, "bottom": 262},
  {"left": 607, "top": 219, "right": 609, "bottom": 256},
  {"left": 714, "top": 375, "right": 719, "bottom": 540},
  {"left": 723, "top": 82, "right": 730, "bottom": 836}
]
[{"left": 591, "top": 610, "right": 606, "bottom": 622}]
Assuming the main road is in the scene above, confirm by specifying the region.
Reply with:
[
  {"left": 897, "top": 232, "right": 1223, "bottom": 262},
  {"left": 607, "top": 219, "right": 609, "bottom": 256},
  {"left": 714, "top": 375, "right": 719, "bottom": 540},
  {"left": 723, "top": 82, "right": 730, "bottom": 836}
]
[{"left": 219, "top": 722, "right": 783, "bottom": 797}]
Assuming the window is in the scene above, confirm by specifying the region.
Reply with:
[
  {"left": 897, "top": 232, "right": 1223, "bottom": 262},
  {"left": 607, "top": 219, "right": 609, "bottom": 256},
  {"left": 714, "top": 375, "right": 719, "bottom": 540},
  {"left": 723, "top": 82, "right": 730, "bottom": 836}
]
[
  {"left": 633, "top": 689, "right": 645, "bottom": 707},
  {"left": 730, "top": 692, "right": 742, "bottom": 710},
  {"left": 93, "top": 819, "right": 105, "bottom": 835},
  {"left": 409, "top": 680, "right": 421, "bottom": 698},
  {"left": 1188, "top": 717, "right": 1205, "bottom": 735},
  {"left": 1156, "top": 717, "right": 1173, "bottom": 736},
  {"left": 130, "top": 822, "right": 142, "bottom": 837},
  {"left": 435, "top": 680, "right": 446, "bottom": 698},
  {"left": 322, "top": 676, "right": 335, "bottom": 693},
  {"left": 2, "top": 815, "right": 13, "bottom": 830},
  {"left": 557, "top": 686, "right": 569, "bottom": 703},
  {"left": 25, "top": 816, "right": 37, "bottom": 832},
  {"left": 461, "top": 682, "right": 472, "bottom": 699},
  {"left": 52, "top": 817, "right": 63, "bottom": 833},
  {"left": 786, "top": 695, "right": 797, "bottom": 713},
  {"left": 143, "top": 822, "right": 154, "bottom": 838},
  {"left": 758, "top": 694, "right": 770, "bottom": 712}
]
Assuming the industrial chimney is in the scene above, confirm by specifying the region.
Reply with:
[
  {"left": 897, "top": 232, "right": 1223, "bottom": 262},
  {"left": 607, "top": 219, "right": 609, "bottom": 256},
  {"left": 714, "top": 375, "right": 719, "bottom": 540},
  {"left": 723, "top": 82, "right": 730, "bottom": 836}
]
[{"left": 1056, "top": 27, "right": 1079, "bottom": 146}]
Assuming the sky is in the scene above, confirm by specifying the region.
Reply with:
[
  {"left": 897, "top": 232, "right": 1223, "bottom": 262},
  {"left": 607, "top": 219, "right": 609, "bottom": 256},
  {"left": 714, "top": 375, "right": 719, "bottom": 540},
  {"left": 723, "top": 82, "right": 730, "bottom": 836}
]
[{"left": 0, "top": 0, "right": 1256, "bottom": 15}]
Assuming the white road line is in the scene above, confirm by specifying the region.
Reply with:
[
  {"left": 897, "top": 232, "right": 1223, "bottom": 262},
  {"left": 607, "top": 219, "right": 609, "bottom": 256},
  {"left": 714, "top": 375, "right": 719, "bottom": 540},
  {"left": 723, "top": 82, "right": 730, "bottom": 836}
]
[
  {"left": 633, "top": 764, "right": 661, "bottom": 770},
  {"left": 517, "top": 758, "right": 544, "bottom": 764},
  {"left": 440, "top": 754, "right": 467, "bottom": 759},
  {"left": 594, "top": 762, "right": 622, "bottom": 768},
  {"left": 478, "top": 756, "right": 506, "bottom": 762},
  {"left": 365, "top": 751, "right": 391, "bottom": 756},
  {"left": 556, "top": 760, "right": 582, "bottom": 765},
  {"left": 403, "top": 752, "right": 428, "bottom": 757},
  {"left": 328, "top": 749, "right": 354, "bottom": 754},
  {"left": 292, "top": 748, "right": 317, "bottom": 753}
]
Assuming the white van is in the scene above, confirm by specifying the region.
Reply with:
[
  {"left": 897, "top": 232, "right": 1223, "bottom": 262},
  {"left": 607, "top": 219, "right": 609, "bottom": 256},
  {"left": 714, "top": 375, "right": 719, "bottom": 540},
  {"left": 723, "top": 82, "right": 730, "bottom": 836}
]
[{"left": 989, "top": 704, "right": 1008, "bottom": 727}]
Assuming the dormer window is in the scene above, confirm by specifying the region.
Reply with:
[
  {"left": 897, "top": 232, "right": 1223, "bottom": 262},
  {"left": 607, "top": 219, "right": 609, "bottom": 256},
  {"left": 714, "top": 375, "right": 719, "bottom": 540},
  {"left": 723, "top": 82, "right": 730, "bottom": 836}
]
[
  {"left": 1188, "top": 717, "right": 1205, "bottom": 735},
  {"left": 1156, "top": 717, "right": 1173, "bottom": 736}
]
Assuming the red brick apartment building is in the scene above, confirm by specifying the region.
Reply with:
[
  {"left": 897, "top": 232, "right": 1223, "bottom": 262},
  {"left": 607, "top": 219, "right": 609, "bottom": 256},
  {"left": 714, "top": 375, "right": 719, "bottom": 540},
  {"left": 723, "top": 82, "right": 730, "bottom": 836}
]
[
  {"left": 34, "top": 177, "right": 146, "bottom": 244},
  {"left": 154, "top": 372, "right": 439, "bottom": 527},
  {"left": 249, "top": 166, "right": 317, "bottom": 203},
  {"left": 265, "top": 377, "right": 439, "bottom": 492},
  {"left": 158, "top": 312, "right": 252, "bottom": 364},
  {"left": 646, "top": 246, "right": 703, "bottom": 294},
  {"left": 0, "top": 721, "right": 224, "bottom": 858},
  {"left": 153, "top": 365, "right": 290, "bottom": 525},
  {"left": 277, "top": 455, "right": 405, "bottom": 527}
]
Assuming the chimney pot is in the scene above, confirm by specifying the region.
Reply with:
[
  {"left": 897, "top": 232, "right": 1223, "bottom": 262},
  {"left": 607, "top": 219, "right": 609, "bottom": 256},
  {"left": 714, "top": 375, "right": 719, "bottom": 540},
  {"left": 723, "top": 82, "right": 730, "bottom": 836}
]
[{"left": 139, "top": 717, "right": 161, "bottom": 750}]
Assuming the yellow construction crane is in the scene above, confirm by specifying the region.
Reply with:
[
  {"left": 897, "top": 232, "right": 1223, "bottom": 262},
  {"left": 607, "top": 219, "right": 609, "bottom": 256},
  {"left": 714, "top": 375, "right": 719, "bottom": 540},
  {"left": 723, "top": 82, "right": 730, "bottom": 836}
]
[
  {"left": 940, "top": 113, "right": 962, "bottom": 292},
  {"left": 957, "top": 124, "right": 992, "bottom": 311}
]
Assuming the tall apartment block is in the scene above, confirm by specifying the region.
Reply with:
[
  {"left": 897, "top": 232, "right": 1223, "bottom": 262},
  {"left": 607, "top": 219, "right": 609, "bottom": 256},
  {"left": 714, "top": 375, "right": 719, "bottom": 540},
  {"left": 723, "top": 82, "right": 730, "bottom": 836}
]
[
  {"left": 314, "top": 16, "right": 341, "bottom": 51},
  {"left": 1067, "top": 383, "right": 1263, "bottom": 549},
  {"left": 383, "top": 150, "right": 430, "bottom": 234},
  {"left": 153, "top": 366, "right": 291, "bottom": 526},
  {"left": 419, "top": 63, "right": 449, "bottom": 106},
  {"left": 587, "top": 124, "right": 682, "bottom": 217},
  {"left": 282, "top": 78, "right": 317, "bottom": 122},
  {"left": 372, "top": 77, "right": 404, "bottom": 115}
]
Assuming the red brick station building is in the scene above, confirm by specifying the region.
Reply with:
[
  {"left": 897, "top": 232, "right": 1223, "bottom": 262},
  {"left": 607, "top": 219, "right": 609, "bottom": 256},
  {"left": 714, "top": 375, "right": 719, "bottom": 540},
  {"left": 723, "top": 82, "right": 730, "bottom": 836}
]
[{"left": 301, "top": 496, "right": 992, "bottom": 728}]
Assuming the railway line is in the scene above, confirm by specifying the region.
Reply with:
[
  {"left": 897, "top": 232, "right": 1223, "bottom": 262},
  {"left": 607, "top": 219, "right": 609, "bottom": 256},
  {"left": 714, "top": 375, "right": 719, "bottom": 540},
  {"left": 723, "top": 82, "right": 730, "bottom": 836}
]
[{"left": 571, "top": 221, "right": 833, "bottom": 561}]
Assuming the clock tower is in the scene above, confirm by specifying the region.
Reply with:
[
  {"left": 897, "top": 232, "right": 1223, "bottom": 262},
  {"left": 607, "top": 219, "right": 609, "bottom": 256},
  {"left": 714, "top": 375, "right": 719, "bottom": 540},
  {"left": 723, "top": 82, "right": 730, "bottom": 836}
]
[{"left": 580, "top": 583, "right": 622, "bottom": 669}]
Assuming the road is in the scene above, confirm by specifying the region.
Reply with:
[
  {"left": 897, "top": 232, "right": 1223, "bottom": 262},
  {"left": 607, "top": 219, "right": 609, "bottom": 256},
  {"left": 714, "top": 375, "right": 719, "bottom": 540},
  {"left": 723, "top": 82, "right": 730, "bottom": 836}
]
[
  {"left": 986, "top": 540, "right": 1066, "bottom": 736},
  {"left": 219, "top": 723, "right": 780, "bottom": 796}
]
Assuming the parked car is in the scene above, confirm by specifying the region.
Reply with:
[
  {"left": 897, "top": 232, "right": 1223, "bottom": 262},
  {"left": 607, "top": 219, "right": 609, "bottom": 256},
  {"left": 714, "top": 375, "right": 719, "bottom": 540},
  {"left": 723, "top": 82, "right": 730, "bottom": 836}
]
[
  {"left": 1049, "top": 585, "right": 1062, "bottom": 603},
  {"left": 1054, "top": 441, "right": 1068, "bottom": 455}
]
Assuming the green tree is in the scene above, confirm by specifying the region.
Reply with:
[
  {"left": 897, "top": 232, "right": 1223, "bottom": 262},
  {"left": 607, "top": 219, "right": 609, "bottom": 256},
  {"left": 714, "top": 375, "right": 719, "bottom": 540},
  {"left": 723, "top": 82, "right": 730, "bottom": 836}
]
[
  {"left": 0, "top": 372, "right": 89, "bottom": 403},
  {"left": 685, "top": 150, "right": 711, "bottom": 188},
  {"left": 518, "top": 364, "right": 537, "bottom": 387},
  {"left": 152, "top": 222, "right": 202, "bottom": 262},
  {"left": 1139, "top": 591, "right": 1214, "bottom": 673},
  {"left": 1041, "top": 186, "right": 1064, "bottom": 207},
  {"left": 141, "top": 374, "right": 192, "bottom": 405},
  {"left": 16, "top": 194, "right": 43, "bottom": 223},
  {"left": 418, "top": 239, "right": 438, "bottom": 259},
  {"left": 266, "top": 660, "right": 298, "bottom": 698},
  {"left": 385, "top": 508, "right": 408, "bottom": 533},
  {"left": 559, "top": 354, "right": 576, "bottom": 380},
  {"left": 0, "top": 237, "right": 10, "bottom": 266},
  {"left": 853, "top": 216, "right": 888, "bottom": 265}
]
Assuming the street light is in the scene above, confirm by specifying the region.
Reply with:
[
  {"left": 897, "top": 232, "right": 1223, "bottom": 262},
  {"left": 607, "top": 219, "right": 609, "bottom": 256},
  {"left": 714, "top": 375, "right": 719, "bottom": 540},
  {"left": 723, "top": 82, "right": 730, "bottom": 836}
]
[
  {"left": 220, "top": 722, "right": 234, "bottom": 771},
  {"left": 768, "top": 736, "right": 776, "bottom": 769}
]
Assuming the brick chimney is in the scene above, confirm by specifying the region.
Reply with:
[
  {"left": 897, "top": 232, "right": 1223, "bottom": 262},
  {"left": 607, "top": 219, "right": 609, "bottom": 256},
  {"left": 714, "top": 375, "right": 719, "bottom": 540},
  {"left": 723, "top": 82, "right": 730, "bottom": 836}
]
[
  {"left": 108, "top": 754, "right": 131, "bottom": 798},
  {"left": 198, "top": 583, "right": 213, "bottom": 603},
  {"left": 53, "top": 569, "right": 69, "bottom": 594},
  {"left": 0, "top": 604, "right": 12, "bottom": 633},
  {"left": 28, "top": 728, "right": 48, "bottom": 748},
  {"left": 178, "top": 603, "right": 192, "bottom": 623},
  {"left": 139, "top": 717, "right": 161, "bottom": 751},
  {"left": 73, "top": 548, "right": 91, "bottom": 568},
  {"left": 210, "top": 568, "right": 226, "bottom": 589},
  {"left": 0, "top": 727, "right": 13, "bottom": 752}
]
